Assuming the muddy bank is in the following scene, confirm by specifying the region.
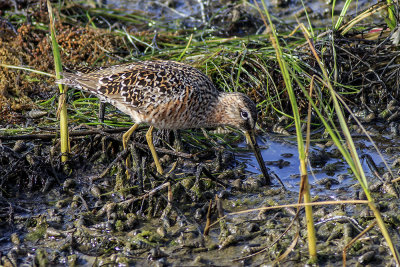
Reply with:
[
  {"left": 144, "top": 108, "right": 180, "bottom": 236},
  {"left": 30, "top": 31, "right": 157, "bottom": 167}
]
[{"left": 1, "top": 129, "right": 400, "bottom": 265}]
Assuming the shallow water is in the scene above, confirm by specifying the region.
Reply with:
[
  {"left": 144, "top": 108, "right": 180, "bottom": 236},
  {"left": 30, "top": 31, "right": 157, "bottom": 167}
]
[
  {"left": 240, "top": 132, "right": 397, "bottom": 197},
  {"left": 107, "top": 0, "right": 378, "bottom": 29}
]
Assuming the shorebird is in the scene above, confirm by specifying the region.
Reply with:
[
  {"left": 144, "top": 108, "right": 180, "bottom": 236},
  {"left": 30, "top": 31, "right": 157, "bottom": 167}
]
[{"left": 58, "top": 60, "right": 270, "bottom": 182}]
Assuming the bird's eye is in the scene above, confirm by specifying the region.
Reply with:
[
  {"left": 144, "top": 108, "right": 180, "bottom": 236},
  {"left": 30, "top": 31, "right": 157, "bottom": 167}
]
[{"left": 241, "top": 111, "right": 248, "bottom": 120}]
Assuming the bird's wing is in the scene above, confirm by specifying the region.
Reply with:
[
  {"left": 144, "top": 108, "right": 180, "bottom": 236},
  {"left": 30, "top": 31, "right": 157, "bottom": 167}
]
[{"left": 57, "top": 61, "right": 217, "bottom": 112}]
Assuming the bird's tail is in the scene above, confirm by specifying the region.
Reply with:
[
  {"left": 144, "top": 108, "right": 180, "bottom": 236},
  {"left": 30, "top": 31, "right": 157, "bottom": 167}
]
[
  {"left": 56, "top": 72, "right": 79, "bottom": 87},
  {"left": 56, "top": 71, "right": 97, "bottom": 92},
  {"left": 56, "top": 65, "right": 103, "bottom": 89}
]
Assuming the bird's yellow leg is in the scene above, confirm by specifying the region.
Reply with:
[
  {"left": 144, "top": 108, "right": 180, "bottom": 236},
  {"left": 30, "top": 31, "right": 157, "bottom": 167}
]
[
  {"left": 146, "top": 126, "right": 164, "bottom": 175},
  {"left": 122, "top": 124, "right": 139, "bottom": 150},
  {"left": 123, "top": 124, "right": 139, "bottom": 175}
]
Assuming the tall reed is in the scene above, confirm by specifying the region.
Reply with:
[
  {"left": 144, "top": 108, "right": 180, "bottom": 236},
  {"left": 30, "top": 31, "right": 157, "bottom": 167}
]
[{"left": 47, "top": 0, "right": 70, "bottom": 163}]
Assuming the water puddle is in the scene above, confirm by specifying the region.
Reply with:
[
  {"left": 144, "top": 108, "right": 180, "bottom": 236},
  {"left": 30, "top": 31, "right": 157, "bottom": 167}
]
[{"left": 238, "top": 132, "right": 397, "bottom": 198}]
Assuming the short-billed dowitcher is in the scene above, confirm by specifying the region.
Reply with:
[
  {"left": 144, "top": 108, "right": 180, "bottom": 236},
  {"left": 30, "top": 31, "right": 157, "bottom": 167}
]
[{"left": 58, "top": 60, "right": 270, "bottom": 181}]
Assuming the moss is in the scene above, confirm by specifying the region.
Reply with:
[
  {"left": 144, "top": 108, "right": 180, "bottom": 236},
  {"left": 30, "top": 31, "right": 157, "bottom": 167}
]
[
  {"left": 25, "top": 216, "right": 48, "bottom": 242},
  {"left": 115, "top": 220, "right": 124, "bottom": 232}
]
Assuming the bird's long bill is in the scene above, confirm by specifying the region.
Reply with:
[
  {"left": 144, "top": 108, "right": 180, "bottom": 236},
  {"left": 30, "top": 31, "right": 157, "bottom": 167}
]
[{"left": 244, "top": 130, "right": 271, "bottom": 184}]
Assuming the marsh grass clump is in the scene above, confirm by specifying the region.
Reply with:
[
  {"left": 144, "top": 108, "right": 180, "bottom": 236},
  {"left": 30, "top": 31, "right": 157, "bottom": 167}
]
[{"left": 301, "top": 32, "right": 400, "bottom": 108}]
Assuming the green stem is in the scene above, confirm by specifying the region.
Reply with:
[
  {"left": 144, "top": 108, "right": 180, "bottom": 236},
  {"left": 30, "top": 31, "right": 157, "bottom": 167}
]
[
  {"left": 300, "top": 160, "right": 317, "bottom": 262},
  {"left": 47, "top": 0, "right": 70, "bottom": 162}
]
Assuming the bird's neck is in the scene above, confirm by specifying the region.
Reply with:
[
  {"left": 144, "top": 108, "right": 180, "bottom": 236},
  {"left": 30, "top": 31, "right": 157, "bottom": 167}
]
[{"left": 205, "top": 92, "right": 237, "bottom": 128}]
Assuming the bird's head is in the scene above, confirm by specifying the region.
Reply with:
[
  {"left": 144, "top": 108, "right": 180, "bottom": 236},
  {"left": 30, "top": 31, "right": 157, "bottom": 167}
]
[
  {"left": 213, "top": 92, "right": 270, "bottom": 183},
  {"left": 216, "top": 92, "right": 258, "bottom": 132}
]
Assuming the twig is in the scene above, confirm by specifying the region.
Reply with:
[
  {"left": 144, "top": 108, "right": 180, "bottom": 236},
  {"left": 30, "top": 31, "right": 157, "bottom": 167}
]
[
  {"left": 0, "top": 128, "right": 194, "bottom": 159},
  {"left": 118, "top": 182, "right": 171, "bottom": 207},
  {"left": 203, "top": 199, "right": 213, "bottom": 236},
  {"left": 0, "top": 127, "right": 133, "bottom": 140}
]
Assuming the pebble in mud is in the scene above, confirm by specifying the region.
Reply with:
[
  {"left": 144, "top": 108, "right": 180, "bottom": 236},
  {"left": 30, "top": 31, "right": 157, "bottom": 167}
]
[
  {"left": 70, "top": 195, "right": 80, "bottom": 209},
  {"left": 326, "top": 223, "right": 344, "bottom": 241},
  {"left": 94, "top": 199, "right": 104, "bottom": 208},
  {"left": 10, "top": 233, "right": 20, "bottom": 245},
  {"left": 27, "top": 109, "right": 47, "bottom": 119},
  {"left": 309, "top": 150, "right": 329, "bottom": 167},
  {"left": 156, "top": 227, "right": 167, "bottom": 238},
  {"left": 45, "top": 227, "right": 63, "bottom": 238},
  {"left": 265, "top": 159, "right": 290, "bottom": 168},
  {"left": 12, "top": 140, "right": 26, "bottom": 152},
  {"left": 281, "top": 153, "right": 293, "bottom": 158},
  {"left": 125, "top": 214, "right": 139, "bottom": 230},
  {"left": 217, "top": 169, "right": 236, "bottom": 180},
  {"left": 63, "top": 178, "right": 76, "bottom": 190},
  {"left": 242, "top": 177, "right": 263, "bottom": 191},
  {"left": 218, "top": 190, "right": 230, "bottom": 199},
  {"left": 358, "top": 251, "right": 375, "bottom": 264},
  {"left": 148, "top": 247, "right": 168, "bottom": 260},
  {"left": 388, "top": 110, "right": 400, "bottom": 122},
  {"left": 316, "top": 177, "right": 339, "bottom": 189},
  {"left": 177, "top": 230, "right": 204, "bottom": 248},
  {"left": 90, "top": 185, "right": 102, "bottom": 198},
  {"left": 362, "top": 112, "right": 376, "bottom": 123},
  {"left": 47, "top": 209, "right": 63, "bottom": 225},
  {"left": 246, "top": 223, "right": 260, "bottom": 233},
  {"left": 232, "top": 178, "right": 242, "bottom": 189},
  {"left": 194, "top": 203, "right": 209, "bottom": 221},
  {"left": 322, "top": 161, "right": 343, "bottom": 175},
  {"left": 390, "top": 122, "right": 400, "bottom": 136}
]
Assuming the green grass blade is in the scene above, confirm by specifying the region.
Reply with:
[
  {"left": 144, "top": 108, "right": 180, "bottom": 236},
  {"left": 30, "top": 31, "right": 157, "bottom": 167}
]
[
  {"left": 300, "top": 23, "right": 400, "bottom": 264},
  {"left": 47, "top": 0, "right": 70, "bottom": 163},
  {"left": 259, "top": 0, "right": 317, "bottom": 262},
  {"left": 0, "top": 64, "right": 55, "bottom": 77},
  {"left": 334, "top": 0, "right": 352, "bottom": 30}
]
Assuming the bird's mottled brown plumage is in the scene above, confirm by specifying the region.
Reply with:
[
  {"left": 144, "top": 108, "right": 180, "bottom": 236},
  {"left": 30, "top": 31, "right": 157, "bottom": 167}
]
[
  {"left": 57, "top": 60, "right": 270, "bottom": 181},
  {"left": 58, "top": 60, "right": 257, "bottom": 132}
]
